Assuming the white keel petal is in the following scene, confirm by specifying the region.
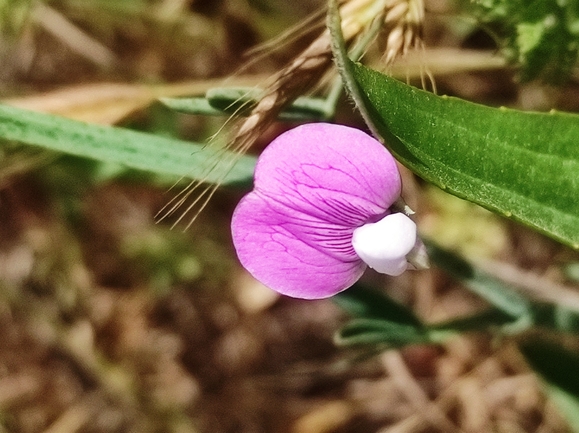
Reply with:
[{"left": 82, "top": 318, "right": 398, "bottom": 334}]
[{"left": 352, "top": 213, "right": 417, "bottom": 276}]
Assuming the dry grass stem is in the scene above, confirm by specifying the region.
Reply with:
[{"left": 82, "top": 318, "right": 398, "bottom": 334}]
[
  {"left": 3, "top": 75, "right": 268, "bottom": 125},
  {"left": 476, "top": 258, "right": 579, "bottom": 311},
  {"left": 32, "top": 2, "right": 117, "bottom": 69},
  {"left": 376, "top": 343, "right": 556, "bottom": 433},
  {"left": 381, "top": 351, "right": 463, "bottom": 433}
]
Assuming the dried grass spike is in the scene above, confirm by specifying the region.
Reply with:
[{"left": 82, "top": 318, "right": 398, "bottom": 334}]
[
  {"left": 173, "top": 0, "right": 425, "bottom": 228},
  {"left": 382, "top": 0, "right": 425, "bottom": 65},
  {"left": 385, "top": 2, "right": 409, "bottom": 25}
]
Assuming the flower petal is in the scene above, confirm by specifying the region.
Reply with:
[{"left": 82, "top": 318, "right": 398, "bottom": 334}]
[
  {"left": 253, "top": 123, "right": 401, "bottom": 227},
  {"left": 352, "top": 213, "right": 417, "bottom": 276},
  {"left": 232, "top": 192, "right": 366, "bottom": 299},
  {"left": 231, "top": 123, "right": 403, "bottom": 299}
]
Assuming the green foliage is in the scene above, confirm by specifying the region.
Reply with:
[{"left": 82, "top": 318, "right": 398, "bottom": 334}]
[
  {"left": 427, "top": 242, "right": 579, "bottom": 334},
  {"left": 426, "top": 242, "right": 531, "bottom": 319},
  {"left": 334, "top": 241, "right": 579, "bottom": 351},
  {"left": 520, "top": 339, "right": 579, "bottom": 432},
  {"left": 332, "top": 250, "right": 523, "bottom": 349},
  {"left": 462, "top": 0, "right": 579, "bottom": 82},
  {"left": 335, "top": 318, "right": 430, "bottom": 347},
  {"left": 333, "top": 284, "right": 423, "bottom": 325},
  {"left": 0, "top": 0, "right": 33, "bottom": 38},
  {"left": 333, "top": 284, "right": 429, "bottom": 348},
  {"left": 344, "top": 61, "right": 579, "bottom": 249},
  {"left": 161, "top": 88, "right": 332, "bottom": 121},
  {"left": 0, "top": 104, "right": 256, "bottom": 186},
  {"left": 328, "top": 0, "right": 579, "bottom": 250},
  {"left": 120, "top": 228, "right": 202, "bottom": 295},
  {"left": 334, "top": 244, "right": 579, "bottom": 433}
]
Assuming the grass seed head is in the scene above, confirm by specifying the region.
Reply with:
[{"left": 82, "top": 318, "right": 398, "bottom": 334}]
[{"left": 173, "top": 0, "right": 425, "bottom": 227}]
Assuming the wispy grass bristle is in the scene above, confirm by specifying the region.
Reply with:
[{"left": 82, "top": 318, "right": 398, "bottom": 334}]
[{"left": 171, "top": 0, "right": 426, "bottom": 228}]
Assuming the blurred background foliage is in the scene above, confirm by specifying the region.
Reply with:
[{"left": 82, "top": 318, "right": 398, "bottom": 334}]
[
  {"left": 0, "top": 0, "right": 579, "bottom": 432},
  {"left": 460, "top": 0, "right": 579, "bottom": 83}
]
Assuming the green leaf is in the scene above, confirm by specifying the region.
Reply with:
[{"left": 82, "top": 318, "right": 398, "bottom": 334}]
[
  {"left": 531, "top": 302, "right": 579, "bottom": 333},
  {"left": 546, "top": 384, "right": 579, "bottom": 433},
  {"left": 458, "top": 0, "right": 579, "bottom": 83},
  {"left": 160, "top": 97, "right": 225, "bottom": 117},
  {"left": 328, "top": 0, "right": 579, "bottom": 248},
  {"left": 0, "top": 104, "right": 256, "bottom": 185},
  {"left": 426, "top": 242, "right": 532, "bottom": 319},
  {"left": 520, "top": 339, "right": 579, "bottom": 432},
  {"left": 427, "top": 242, "right": 579, "bottom": 334},
  {"left": 333, "top": 283, "right": 427, "bottom": 349},
  {"left": 333, "top": 283, "right": 423, "bottom": 326},
  {"left": 563, "top": 262, "right": 579, "bottom": 282},
  {"left": 162, "top": 88, "right": 331, "bottom": 121},
  {"left": 430, "top": 308, "right": 515, "bottom": 333},
  {"left": 335, "top": 318, "right": 429, "bottom": 348},
  {"left": 347, "top": 62, "right": 579, "bottom": 249},
  {"left": 516, "top": 21, "right": 545, "bottom": 55}
]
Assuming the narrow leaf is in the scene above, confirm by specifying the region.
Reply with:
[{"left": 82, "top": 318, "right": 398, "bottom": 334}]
[
  {"left": 333, "top": 283, "right": 423, "bottom": 326},
  {"left": 162, "top": 88, "right": 330, "bottom": 121},
  {"left": 520, "top": 339, "right": 579, "bottom": 432},
  {"left": 430, "top": 308, "right": 515, "bottom": 333},
  {"left": 428, "top": 242, "right": 579, "bottom": 333},
  {"left": 160, "top": 97, "right": 225, "bottom": 117},
  {"left": 333, "top": 283, "right": 427, "bottom": 349},
  {"left": 335, "top": 318, "right": 428, "bottom": 348},
  {"left": 427, "top": 242, "right": 532, "bottom": 319},
  {"left": 0, "top": 104, "right": 256, "bottom": 185},
  {"left": 531, "top": 302, "right": 579, "bottom": 333}
]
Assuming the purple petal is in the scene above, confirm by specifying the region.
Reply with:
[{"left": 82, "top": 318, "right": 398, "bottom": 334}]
[
  {"left": 231, "top": 123, "right": 401, "bottom": 299},
  {"left": 232, "top": 193, "right": 366, "bottom": 299},
  {"left": 253, "top": 123, "right": 401, "bottom": 227}
]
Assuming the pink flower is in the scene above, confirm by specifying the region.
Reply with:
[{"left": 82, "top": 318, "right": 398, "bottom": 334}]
[{"left": 231, "top": 123, "right": 420, "bottom": 299}]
